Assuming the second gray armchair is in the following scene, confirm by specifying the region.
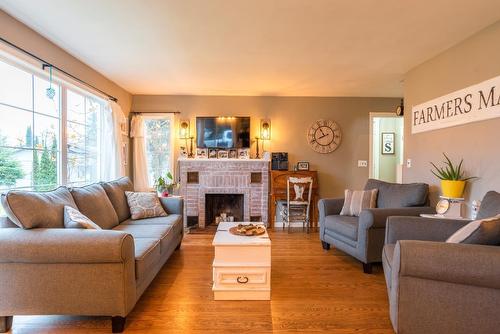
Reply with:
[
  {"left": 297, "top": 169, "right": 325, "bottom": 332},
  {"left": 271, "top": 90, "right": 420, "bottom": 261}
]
[{"left": 319, "top": 179, "right": 433, "bottom": 273}]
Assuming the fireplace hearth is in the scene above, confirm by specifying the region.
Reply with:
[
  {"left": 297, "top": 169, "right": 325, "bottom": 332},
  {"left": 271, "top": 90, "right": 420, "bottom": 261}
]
[{"left": 205, "top": 194, "right": 244, "bottom": 226}]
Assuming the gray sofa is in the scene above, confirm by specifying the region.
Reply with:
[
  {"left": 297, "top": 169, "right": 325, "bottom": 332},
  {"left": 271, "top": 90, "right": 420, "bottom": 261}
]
[
  {"left": 0, "top": 177, "right": 183, "bottom": 333},
  {"left": 319, "top": 179, "right": 433, "bottom": 273},
  {"left": 382, "top": 190, "right": 500, "bottom": 334}
]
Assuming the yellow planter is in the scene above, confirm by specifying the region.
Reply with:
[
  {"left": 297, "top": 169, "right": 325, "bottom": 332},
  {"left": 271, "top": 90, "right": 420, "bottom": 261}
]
[{"left": 441, "top": 180, "right": 466, "bottom": 198}]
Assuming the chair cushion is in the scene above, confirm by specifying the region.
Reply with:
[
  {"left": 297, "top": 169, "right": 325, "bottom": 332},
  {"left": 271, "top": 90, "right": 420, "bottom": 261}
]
[
  {"left": 113, "top": 224, "right": 173, "bottom": 255},
  {"left": 340, "top": 189, "right": 378, "bottom": 216},
  {"left": 1, "top": 187, "right": 77, "bottom": 229},
  {"left": 63, "top": 206, "right": 102, "bottom": 230},
  {"left": 125, "top": 191, "right": 167, "bottom": 220},
  {"left": 446, "top": 215, "right": 500, "bottom": 245},
  {"left": 121, "top": 215, "right": 182, "bottom": 226},
  {"left": 323, "top": 215, "right": 359, "bottom": 241},
  {"left": 383, "top": 244, "right": 395, "bottom": 289},
  {"left": 101, "top": 177, "right": 134, "bottom": 222},
  {"left": 364, "top": 178, "right": 428, "bottom": 208},
  {"left": 70, "top": 183, "right": 119, "bottom": 229},
  {"left": 134, "top": 238, "right": 161, "bottom": 280},
  {"left": 477, "top": 191, "right": 500, "bottom": 220}
]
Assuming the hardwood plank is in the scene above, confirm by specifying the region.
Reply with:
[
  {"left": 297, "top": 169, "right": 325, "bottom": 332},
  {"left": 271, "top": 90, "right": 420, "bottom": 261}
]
[{"left": 11, "top": 229, "right": 393, "bottom": 333}]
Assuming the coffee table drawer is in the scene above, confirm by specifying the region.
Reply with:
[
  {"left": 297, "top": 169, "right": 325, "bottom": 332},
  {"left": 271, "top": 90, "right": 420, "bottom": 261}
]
[{"left": 213, "top": 267, "right": 270, "bottom": 289}]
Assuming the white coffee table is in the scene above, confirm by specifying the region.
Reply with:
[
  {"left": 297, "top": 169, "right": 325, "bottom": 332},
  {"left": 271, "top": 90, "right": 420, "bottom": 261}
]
[{"left": 212, "top": 222, "right": 271, "bottom": 300}]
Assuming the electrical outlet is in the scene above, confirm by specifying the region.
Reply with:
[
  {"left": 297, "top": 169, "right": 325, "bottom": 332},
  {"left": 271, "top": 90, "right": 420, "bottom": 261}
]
[
  {"left": 406, "top": 159, "right": 412, "bottom": 168},
  {"left": 358, "top": 160, "right": 368, "bottom": 167}
]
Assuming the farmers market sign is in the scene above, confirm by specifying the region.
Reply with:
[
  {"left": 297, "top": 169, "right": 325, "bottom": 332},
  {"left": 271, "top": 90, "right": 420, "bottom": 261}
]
[{"left": 412, "top": 75, "right": 500, "bottom": 134}]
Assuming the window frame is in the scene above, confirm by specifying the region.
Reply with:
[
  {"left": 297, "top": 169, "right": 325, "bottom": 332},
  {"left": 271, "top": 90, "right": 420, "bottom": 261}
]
[
  {"left": 0, "top": 52, "right": 109, "bottom": 193},
  {"left": 141, "top": 113, "right": 175, "bottom": 188}
]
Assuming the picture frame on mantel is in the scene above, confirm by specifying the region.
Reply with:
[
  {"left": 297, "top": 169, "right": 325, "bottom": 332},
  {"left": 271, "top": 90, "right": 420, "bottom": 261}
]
[
  {"left": 381, "top": 132, "right": 395, "bottom": 155},
  {"left": 238, "top": 148, "right": 250, "bottom": 159},
  {"left": 297, "top": 161, "right": 309, "bottom": 171}
]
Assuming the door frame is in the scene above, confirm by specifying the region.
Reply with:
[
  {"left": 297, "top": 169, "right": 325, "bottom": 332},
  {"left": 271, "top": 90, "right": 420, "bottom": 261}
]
[{"left": 368, "top": 112, "right": 403, "bottom": 182}]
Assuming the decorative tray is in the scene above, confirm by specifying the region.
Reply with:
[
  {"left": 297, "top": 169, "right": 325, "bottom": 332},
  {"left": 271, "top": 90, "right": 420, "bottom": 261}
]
[{"left": 229, "top": 224, "right": 266, "bottom": 236}]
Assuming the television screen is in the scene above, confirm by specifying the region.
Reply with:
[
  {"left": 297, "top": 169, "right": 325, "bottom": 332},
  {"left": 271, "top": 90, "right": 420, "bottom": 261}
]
[{"left": 196, "top": 117, "right": 250, "bottom": 149}]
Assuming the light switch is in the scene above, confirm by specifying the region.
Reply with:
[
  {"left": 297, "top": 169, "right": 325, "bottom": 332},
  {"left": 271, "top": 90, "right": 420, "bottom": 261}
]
[
  {"left": 406, "top": 159, "right": 412, "bottom": 168},
  {"left": 358, "top": 160, "right": 368, "bottom": 167}
]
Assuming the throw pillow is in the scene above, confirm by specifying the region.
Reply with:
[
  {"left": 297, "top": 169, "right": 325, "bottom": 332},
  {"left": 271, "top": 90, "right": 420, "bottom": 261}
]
[
  {"left": 446, "top": 214, "right": 500, "bottom": 245},
  {"left": 340, "top": 189, "right": 378, "bottom": 217},
  {"left": 64, "top": 206, "right": 102, "bottom": 230},
  {"left": 0, "top": 187, "right": 77, "bottom": 229},
  {"left": 125, "top": 191, "right": 168, "bottom": 220}
]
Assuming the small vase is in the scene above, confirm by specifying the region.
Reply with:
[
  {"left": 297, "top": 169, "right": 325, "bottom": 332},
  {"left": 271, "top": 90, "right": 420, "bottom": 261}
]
[{"left": 441, "top": 180, "right": 466, "bottom": 199}]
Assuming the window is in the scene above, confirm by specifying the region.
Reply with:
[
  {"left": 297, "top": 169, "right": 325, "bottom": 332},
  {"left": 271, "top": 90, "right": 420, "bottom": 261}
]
[
  {"left": 0, "top": 57, "right": 108, "bottom": 215},
  {"left": 143, "top": 115, "right": 174, "bottom": 187}
]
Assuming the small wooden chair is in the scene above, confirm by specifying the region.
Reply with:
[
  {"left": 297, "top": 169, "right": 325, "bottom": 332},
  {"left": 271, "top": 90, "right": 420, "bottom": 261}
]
[{"left": 279, "top": 176, "right": 313, "bottom": 233}]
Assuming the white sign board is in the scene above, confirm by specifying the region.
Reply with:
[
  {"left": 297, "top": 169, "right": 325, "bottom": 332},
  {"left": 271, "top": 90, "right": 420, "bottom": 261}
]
[{"left": 412, "top": 75, "right": 500, "bottom": 134}]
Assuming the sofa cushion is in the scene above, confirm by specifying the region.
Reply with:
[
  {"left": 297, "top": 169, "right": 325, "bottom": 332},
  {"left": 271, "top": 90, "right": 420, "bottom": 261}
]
[
  {"left": 121, "top": 215, "right": 182, "bottom": 226},
  {"left": 324, "top": 215, "right": 359, "bottom": 241},
  {"left": 1, "top": 187, "right": 77, "bottom": 229},
  {"left": 70, "top": 183, "right": 119, "bottom": 229},
  {"left": 364, "top": 179, "right": 428, "bottom": 208},
  {"left": 134, "top": 238, "right": 161, "bottom": 280},
  {"left": 113, "top": 224, "right": 173, "bottom": 255},
  {"left": 477, "top": 191, "right": 500, "bottom": 220},
  {"left": 101, "top": 177, "right": 134, "bottom": 222},
  {"left": 340, "top": 189, "right": 378, "bottom": 216},
  {"left": 63, "top": 206, "right": 102, "bottom": 230},
  {"left": 125, "top": 191, "right": 167, "bottom": 220},
  {"left": 383, "top": 244, "right": 395, "bottom": 289},
  {"left": 446, "top": 215, "right": 500, "bottom": 245}
]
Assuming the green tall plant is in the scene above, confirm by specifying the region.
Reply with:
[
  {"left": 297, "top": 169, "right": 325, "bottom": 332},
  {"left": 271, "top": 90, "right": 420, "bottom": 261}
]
[{"left": 430, "top": 153, "right": 476, "bottom": 181}]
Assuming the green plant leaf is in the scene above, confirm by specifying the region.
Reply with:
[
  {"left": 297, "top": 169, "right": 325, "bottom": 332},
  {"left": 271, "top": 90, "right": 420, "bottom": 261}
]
[{"left": 443, "top": 153, "right": 456, "bottom": 178}]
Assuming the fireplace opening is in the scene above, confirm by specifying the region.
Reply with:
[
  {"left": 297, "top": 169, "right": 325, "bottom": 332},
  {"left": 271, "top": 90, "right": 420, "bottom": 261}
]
[{"left": 205, "top": 194, "right": 244, "bottom": 226}]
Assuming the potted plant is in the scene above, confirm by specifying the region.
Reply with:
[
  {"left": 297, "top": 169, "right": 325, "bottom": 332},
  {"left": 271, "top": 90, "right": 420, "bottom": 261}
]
[
  {"left": 154, "top": 172, "right": 178, "bottom": 197},
  {"left": 430, "top": 153, "right": 476, "bottom": 198}
]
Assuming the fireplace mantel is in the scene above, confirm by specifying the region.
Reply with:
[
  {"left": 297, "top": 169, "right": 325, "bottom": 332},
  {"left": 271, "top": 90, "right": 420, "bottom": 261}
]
[{"left": 179, "top": 157, "right": 270, "bottom": 229}]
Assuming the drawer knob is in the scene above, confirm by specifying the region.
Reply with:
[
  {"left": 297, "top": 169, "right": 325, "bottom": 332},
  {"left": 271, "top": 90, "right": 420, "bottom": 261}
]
[{"left": 237, "top": 276, "right": 249, "bottom": 284}]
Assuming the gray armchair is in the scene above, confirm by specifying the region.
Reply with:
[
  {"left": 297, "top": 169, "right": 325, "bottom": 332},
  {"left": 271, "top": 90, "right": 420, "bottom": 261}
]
[
  {"left": 319, "top": 179, "right": 433, "bottom": 273},
  {"left": 383, "top": 191, "right": 500, "bottom": 333}
]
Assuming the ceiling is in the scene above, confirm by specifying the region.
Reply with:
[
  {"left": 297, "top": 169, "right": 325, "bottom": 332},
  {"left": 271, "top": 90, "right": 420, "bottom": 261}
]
[{"left": 1, "top": 0, "right": 500, "bottom": 97}]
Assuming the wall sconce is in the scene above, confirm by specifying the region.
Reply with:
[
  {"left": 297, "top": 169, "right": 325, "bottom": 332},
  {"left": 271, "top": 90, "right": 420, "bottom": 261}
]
[
  {"left": 260, "top": 119, "right": 271, "bottom": 140},
  {"left": 179, "top": 120, "right": 190, "bottom": 139},
  {"left": 179, "top": 120, "right": 194, "bottom": 158}
]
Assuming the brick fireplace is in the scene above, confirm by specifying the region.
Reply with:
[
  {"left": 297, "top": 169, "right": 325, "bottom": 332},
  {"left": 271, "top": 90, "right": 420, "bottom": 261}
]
[{"left": 178, "top": 158, "right": 270, "bottom": 229}]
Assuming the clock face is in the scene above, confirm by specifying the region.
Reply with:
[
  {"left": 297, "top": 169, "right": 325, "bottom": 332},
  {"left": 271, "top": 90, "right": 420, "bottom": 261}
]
[{"left": 307, "top": 119, "right": 342, "bottom": 153}]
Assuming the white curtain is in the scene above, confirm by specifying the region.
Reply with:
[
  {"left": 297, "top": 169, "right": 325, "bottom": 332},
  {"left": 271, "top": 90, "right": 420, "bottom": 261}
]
[
  {"left": 101, "top": 101, "right": 126, "bottom": 181},
  {"left": 130, "top": 114, "right": 150, "bottom": 191}
]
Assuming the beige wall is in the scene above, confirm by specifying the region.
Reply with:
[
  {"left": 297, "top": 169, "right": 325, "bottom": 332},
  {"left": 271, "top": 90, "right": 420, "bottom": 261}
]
[
  {"left": 403, "top": 21, "right": 500, "bottom": 215},
  {"left": 1, "top": 10, "right": 133, "bottom": 175},
  {"left": 133, "top": 95, "right": 399, "bottom": 198}
]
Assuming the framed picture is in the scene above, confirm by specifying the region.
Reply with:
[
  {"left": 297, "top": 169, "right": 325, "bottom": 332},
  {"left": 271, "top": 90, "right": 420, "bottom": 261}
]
[
  {"left": 180, "top": 146, "right": 188, "bottom": 158},
  {"left": 217, "top": 150, "right": 229, "bottom": 159},
  {"left": 208, "top": 148, "right": 218, "bottom": 159},
  {"left": 196, "top": 148, "right": 208, "bottom": 159},
  {"left": 121, "top": 142, "right": 128, "bottom": 166},
  {"left": 297, "top": 161, "right": 309, "bottom": 171},
  {"left": 381, "top": 132, "right": 395, "bottom": 155},
  {"left": 238, "top": 148, "right": 250, "bottom": 159},
  {"left": 228, "top": 149, "right": 238, "bottom": 159}
]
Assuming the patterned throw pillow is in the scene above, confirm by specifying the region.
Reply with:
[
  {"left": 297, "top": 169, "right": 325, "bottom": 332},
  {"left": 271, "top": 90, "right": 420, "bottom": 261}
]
[
  {"left": 446, "top": 214, "right": 500, "bottom": 244},
  {"left": 340, "top": 189, "right": 378, "bottom": 217},
  {"left": 125, "top": 191, "right": 168, "bottom": 220},
  {"left": 64, "top": 205, "right": 102, "bottom": 229}
]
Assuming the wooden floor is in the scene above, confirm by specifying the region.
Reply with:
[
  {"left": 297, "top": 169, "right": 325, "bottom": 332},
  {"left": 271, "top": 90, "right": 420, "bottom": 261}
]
[{"left": 11, "top": 229, "right": 393, "bottom": 333}]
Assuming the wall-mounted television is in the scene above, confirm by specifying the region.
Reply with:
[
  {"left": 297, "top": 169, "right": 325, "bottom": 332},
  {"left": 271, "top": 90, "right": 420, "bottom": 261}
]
[{"left": 196, "top": 117, "right": 250, "bottom": 149}]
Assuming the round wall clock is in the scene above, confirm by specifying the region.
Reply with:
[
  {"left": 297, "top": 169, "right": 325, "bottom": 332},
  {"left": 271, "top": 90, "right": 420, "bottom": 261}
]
[{"left": 307, "top": 119, "right": 342, "bottom": 153}]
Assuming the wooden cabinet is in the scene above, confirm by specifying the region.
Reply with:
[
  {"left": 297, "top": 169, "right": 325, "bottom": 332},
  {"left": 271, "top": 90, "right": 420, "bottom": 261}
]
[{"left": 269, "top": 170, "right": 319, "bottom": 228}]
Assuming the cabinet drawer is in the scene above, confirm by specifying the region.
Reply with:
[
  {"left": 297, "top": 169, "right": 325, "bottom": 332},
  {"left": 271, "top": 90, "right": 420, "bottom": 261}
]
[{"left": 213, "top": 267, "right": 270, "bottom": 289}]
